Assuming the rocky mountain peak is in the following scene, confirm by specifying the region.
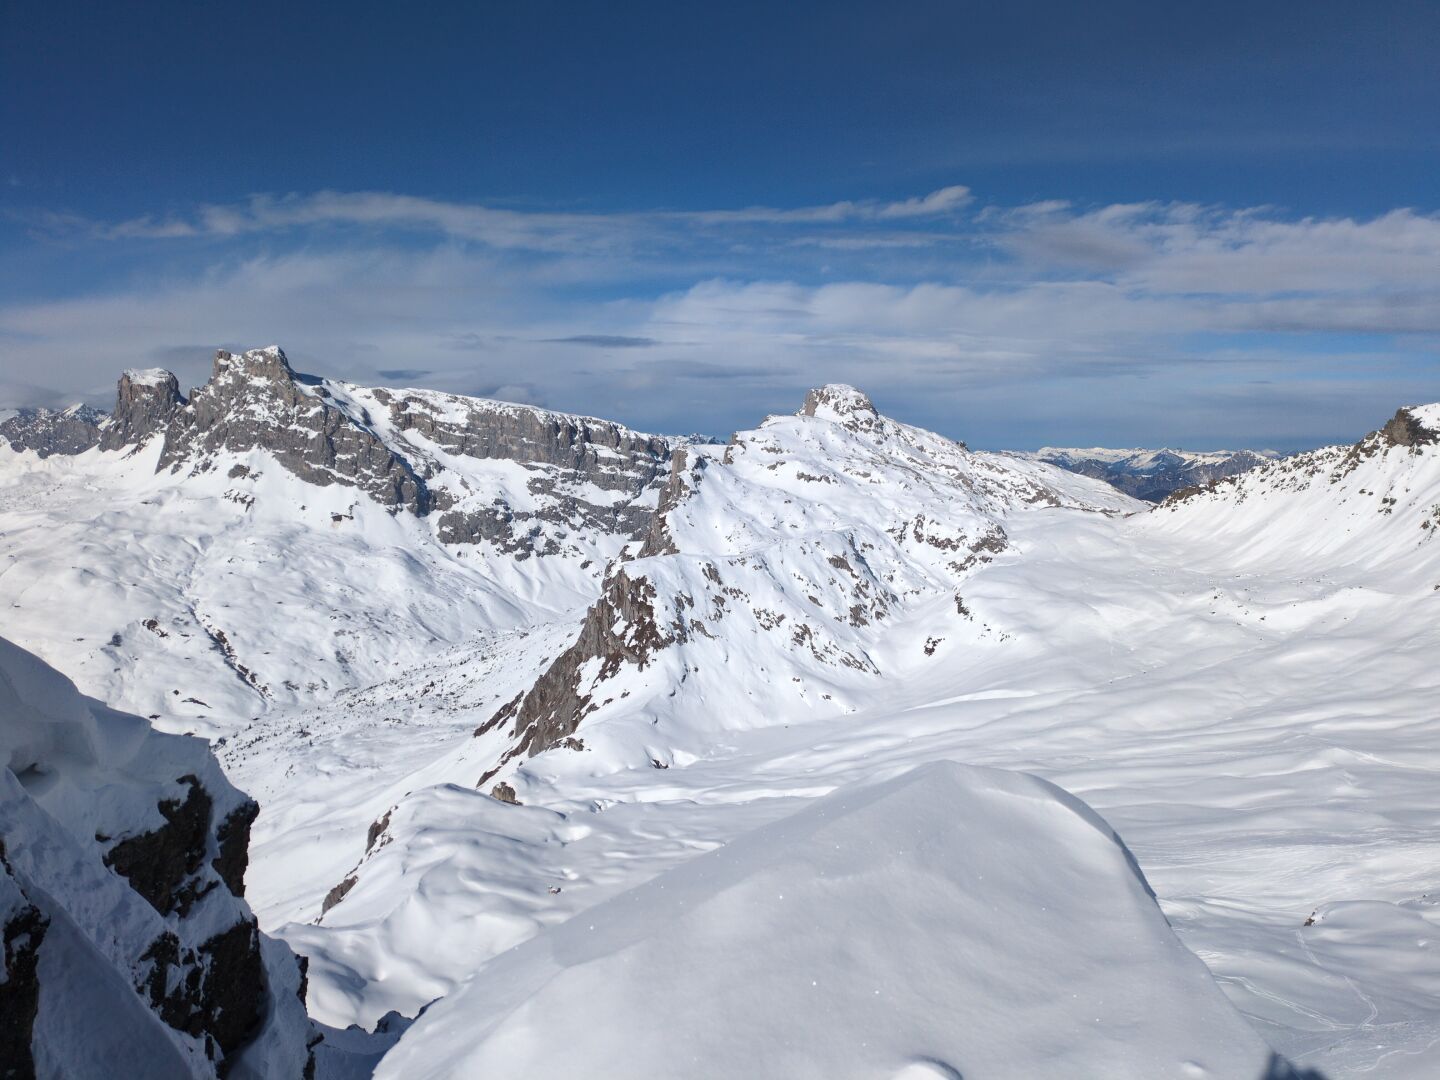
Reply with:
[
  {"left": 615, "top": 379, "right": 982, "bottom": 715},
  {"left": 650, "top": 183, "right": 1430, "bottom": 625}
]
[
  {"left": 160, "top": 345, "right": 432, "bottom": 513},
  {"left": 100, "top": 368, "right": 185, "bottom": 451},
  {"left": 212, "top": 345, "right": 297, "bottom": 386},
  {"left": 798, "top": 384, "right": 881, "bottom": 432}
]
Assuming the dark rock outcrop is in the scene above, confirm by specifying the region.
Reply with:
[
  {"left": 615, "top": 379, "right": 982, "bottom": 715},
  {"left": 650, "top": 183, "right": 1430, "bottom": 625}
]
[
  {"left": 0, "top": 405, "right": 104, "bottom": 457},
  {"left": 0, "top": 633, "right": 314, "bottom": 1077},
  {"left": 477, "top": 569, "right": 684, "bottom": 779},
  {"left": 0, "top": 844, "right": 47, "bottom": 1080},
  {"left": 213, "top": 799, "right": 259, "bottom": 899},
  {"left": 104, "top": 774, "right": 213, "bottom": 916},
  {"left": 100, "top": 369, "right": 185, "bottom": 451},
  {"left": 1380, "top": 406, "right": 1439, "bottom": 448}
]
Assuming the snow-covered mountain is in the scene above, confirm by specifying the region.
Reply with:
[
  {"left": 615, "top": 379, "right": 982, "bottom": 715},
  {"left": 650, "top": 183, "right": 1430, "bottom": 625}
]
[
  {"left": 4, "top": 347, "right": 1439, "bottom": 1077},
  {"left": 1017, "top": 444, "right": 1280, "bottom": 501},
  {"left": 0, "top": 346, "right": 690, "bottom": 734}
]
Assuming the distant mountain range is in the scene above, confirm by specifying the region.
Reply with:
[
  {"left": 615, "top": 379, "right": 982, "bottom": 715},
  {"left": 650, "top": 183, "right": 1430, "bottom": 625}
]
[{"left": 1011, "top": 445, "right": 1282, "bottom": 501}]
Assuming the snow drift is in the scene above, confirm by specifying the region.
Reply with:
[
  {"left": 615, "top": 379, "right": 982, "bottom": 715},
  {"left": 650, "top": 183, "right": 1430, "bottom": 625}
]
[{"left": 377, "top": 762, "right": 1279, "bottom": 1080}]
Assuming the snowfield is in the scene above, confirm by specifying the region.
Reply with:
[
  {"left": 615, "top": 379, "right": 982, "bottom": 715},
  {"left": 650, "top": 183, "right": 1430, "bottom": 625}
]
[
  {"left": 4, "top": 356, "right": 1440, "bottom": 1077},
  {"left": 376, "top": 762, "right": 1277, "bottom": 1080}
]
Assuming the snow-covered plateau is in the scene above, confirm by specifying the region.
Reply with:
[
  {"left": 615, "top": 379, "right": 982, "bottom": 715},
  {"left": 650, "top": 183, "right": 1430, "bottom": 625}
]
[{"left": 3, "top": 347, "right": 1438, "bottom": 1077}]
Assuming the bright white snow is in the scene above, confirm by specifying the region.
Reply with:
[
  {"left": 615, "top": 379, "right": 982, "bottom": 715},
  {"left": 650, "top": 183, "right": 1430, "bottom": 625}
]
[
  {"left": 376, "top": 762, "right": 1276, "bottom": 1080},
  {"left": 4, "top": 373, "right": 1440, "bottom": 1077}
]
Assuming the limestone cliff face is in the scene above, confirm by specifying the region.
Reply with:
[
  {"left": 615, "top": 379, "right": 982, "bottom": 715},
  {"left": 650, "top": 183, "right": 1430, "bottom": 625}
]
[
  {"left": 372, "top": 387, "right": 681, "bottom": 551},
  {"left": 2, "top": 344, "right": 694, "bottom": 556},
  {"left": 101, "top": 369, "right": 186, "bottom": 452},
  {"left": 159, "top": 348, "right": 431, "bottom": 514}
]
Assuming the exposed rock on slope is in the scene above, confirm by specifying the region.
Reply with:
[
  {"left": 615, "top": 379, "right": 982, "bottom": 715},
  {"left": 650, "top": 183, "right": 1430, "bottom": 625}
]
[
  {"left": 0, "top": 405, "right": 105, "bottom": 458},
  {"left": 1162, "top": 403, "right": 1440, "bottom": 509},
  {"left": 365, "top": 384, "right": 679, "bottom": 550},
  {"left": 1380, "top": 404, "right": 1439, "bottom": 448},
  {"left": 0, "top": 634, "right": 312, "bottom": 1078}
]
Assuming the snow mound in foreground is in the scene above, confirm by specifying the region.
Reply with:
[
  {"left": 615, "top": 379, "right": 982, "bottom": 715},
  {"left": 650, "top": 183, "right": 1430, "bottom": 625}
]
[{"left": 378, "top": 762, "right": 1279, "bottom": 1080}]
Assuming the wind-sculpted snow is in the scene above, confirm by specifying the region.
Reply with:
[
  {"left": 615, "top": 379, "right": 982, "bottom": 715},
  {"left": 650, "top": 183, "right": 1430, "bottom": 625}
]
[
  {"left": 0, "top": 634, "right": 312, "bottom": 1077},
  {"left": 376, "top": 763, "right": 1279, "bottom": 1080}
]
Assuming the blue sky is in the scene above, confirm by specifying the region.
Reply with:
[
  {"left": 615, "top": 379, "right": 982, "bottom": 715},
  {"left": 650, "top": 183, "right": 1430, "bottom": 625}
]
[{"left": 3, "top": 0, "right": 1439, "bottom": 449}]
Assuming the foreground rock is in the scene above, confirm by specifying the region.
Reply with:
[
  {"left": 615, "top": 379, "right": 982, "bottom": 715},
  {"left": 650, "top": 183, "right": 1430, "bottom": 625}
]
[
  {"left": 377, "top": 762, "right": 1285, "bottom": 1079},
  {"left": 0, "top": 634, "right": 313, "bottom": 1078}
]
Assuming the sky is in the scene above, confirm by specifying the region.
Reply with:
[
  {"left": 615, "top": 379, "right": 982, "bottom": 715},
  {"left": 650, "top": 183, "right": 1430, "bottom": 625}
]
[{"left": 3, "top": 0, "right": 1439, "bottom": 450}]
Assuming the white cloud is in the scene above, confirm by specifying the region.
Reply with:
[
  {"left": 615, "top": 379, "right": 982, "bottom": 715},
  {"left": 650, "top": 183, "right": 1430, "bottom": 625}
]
[{"left": 4, "top": 187, "right": 1439, "bottom": 446}]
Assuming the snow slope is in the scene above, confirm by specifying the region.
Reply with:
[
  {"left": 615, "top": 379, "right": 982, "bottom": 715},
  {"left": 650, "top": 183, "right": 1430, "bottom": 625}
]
[
  {"left": 377, "top": 762, "right": 1278, "bottom": 1080},
  {"left": 6, "top": 351, "right": 1440, "bottom": 1077},
  {"left": 240, "top": 398, "right": 1440, "bottom": 1077},
  {"left": 0, "top": 348, "right": 684, "bottom": 737}
]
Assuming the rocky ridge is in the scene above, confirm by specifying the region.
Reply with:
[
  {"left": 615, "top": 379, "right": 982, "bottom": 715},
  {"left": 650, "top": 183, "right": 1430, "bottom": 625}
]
[
  {"left": 0, "top": 404, "right": 107, "bottom": 458},
  {"left": 1162, "top": 403, "right": 1440, "bottom": 507},
  {"left": 1, "top": 345, "right": 690, "bottom": 560}
]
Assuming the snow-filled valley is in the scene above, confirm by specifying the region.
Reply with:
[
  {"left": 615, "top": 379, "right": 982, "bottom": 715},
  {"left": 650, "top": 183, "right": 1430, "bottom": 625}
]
[{"left": 3, "top": 349, "right": 1439, "bottom": 1077}]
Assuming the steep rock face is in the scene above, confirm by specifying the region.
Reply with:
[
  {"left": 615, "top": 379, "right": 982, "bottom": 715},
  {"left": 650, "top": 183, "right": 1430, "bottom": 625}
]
[
  {"left": 476, "top": 569, "right": 682, "bottom": 786},
  {"left": 0, "top": 405, "right": 104, "bottom": 458},
  {"left": 0, "top": 847, "right": 47, "bottom": 1078},
  {"left": 159, "top": 348, "right": 430, "bottom": 514},
  {"left": 478, "top": 386, "right": 1137, "bottom": 780},
  {"left": 101, "top": 369, "right": 186, "bottom": 452},
  {"left": 0, "top": 634, "right": 313, "bottom": 1078},
  {"left": 363, "top": 386, "right": 684, "bottom": 552}
]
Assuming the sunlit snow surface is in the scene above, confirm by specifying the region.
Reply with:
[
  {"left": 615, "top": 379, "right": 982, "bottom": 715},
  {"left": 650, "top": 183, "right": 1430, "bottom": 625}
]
[
  {"left": 376, "top": 762, "right": 1276, "bottom": 1080},
  {"left": 4, "top": 393, "right": 1440, "bottom": 1076}
]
